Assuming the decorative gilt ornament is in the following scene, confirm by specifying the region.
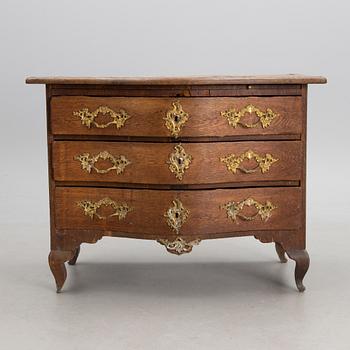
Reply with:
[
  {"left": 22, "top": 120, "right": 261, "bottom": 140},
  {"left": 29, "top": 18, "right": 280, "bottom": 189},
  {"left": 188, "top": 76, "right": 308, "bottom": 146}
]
[
  {"left": 221, "top": 104, "right": 278, "bottom": 129},
  {"left": 77, "top": 197, "right": 132, "bottom": 220},
  {"left": 164, "top": 199, "right": 189, "bottom": 234},
  {"left": 164, "top": 101, "right": 189, "bottom": 137},
  {"left": 221, "top": 198, "right": 277, "bottom": 223},
  {"left": 220, "top": 150, "right": 278, "bottom": 174},
  {"left": 73, "top": 106, "right": 131, "bottom": 129},
  {"left": 167, "top": 144, "right": 192, "bottom": 180},
  {"left": 157, "top": 237, "right": 201, "bottom": 255},
  {"left": 75, "top": 151, "right": 131, "bottom": 174}
]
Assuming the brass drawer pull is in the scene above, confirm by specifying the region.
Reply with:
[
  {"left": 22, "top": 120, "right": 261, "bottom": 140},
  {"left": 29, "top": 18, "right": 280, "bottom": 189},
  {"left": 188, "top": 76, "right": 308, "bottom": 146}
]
[
  {"left": 77, "top": 197, "right": 132, "bottom": 220},
  {"left": 221, "top": 104, "right": 278, "bottom": 129},
  {"left": 157, "top": 237, "right": 201, "bottom": 255},
  {"left": 220, "top": 150, "right": 278, "bottom": 174},
  {"left": 164, "top": 199, "right": 189, "bottom": 234},
  {"left": 74, "top": 151, "right": 131, "bottom": 174},
  {"left": 167, "top": 144, "right": 192, "bottom": 180},
  {"left": 73, "top": 106, "right": 131, "bottom": 129},
  {"left": 221, "top": 198, "right": 277, "bottom": 223},
  {"left": 164, "top": 101, "right": 189, "bottom": 137}
]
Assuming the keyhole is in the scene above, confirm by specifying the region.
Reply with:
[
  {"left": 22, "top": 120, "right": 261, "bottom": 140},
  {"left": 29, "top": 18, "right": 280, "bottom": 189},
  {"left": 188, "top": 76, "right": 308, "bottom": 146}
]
[
  {"left": 174, "top": 114, "right": 180, "bottom": 123},
  {"left": 177, "top": 157, "right": 183, "bottom": 165},
  {"left": 175, "top": 212, "right": 179, "bottom": 218}
]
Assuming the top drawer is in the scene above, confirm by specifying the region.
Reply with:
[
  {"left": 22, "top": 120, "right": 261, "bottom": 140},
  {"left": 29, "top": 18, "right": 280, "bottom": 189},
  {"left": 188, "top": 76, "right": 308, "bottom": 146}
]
[{"left": 50, "top": 96, "right": 302, "bottom": 138}]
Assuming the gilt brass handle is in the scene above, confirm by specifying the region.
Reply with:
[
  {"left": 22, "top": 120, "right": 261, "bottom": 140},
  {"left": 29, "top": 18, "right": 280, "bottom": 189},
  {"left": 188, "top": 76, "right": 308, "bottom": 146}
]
[
  {"left": 164, "top": 101, "right": 189, "bottom": 137},
  {"left": 221, "top": 198, "right": 277, "bottom": 223},
  {"left": 157, "top": 237, "right": 200, "bottom": 255},
  {"left": 221, "top": 104, "right": 278, "bottom": 129},
  {"left": 73, "top": 106, "right": 131, "bottom": 129},
  {"left": 74, "top": 151, "right": 131, "bottom": 174},
  {"left": 77, "top": 197, "right": 132, "bottom": 220},
  {"left": 220, "top": 150, "right": 278, "bottom": 174}
]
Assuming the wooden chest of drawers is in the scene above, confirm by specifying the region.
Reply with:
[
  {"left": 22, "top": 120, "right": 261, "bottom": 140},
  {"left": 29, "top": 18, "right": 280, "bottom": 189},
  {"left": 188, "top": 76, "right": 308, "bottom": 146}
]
[{"left": 26, "top": 75, "right": 326, "bottom": 292}]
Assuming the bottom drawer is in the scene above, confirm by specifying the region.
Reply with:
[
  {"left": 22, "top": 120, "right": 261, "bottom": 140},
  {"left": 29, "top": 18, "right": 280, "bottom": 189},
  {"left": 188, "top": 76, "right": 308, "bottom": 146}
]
[{"left": 55, "top": 187, "right": 302, "bottom": 236}]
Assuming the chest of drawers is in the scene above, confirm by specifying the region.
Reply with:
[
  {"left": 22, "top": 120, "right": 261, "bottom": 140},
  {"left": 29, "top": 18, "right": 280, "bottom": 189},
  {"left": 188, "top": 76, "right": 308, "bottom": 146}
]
[{"left": 26, "top": 75, "right": 326, "bottom": 292}]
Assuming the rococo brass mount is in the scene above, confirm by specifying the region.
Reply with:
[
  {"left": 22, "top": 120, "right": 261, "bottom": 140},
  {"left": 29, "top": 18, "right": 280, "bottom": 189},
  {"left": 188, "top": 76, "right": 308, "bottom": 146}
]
[
  {"left": 164, "top": 199, "right": 189, "bottom": 234},
  {"left": 220, "top": 150, "right": 278, "bottom": 174},
  {"left": 75, "top": 151, "right": 131, "bottom": 174},
  {"left": 73, "top": 106, "right": 131, "bottom": 129},
  {"left": 221, "top": 198, "right": 277, "bottom": 223},
  {"left": 157, "top": 237, "right": 201, "bottom": 255},
  {"left": 167, "top": 144, "right": 192, "bottom": 180},
  {"left": 221, "top": 104, "right": 278, "bottom": 129},
  {"left": 164, "top": 101, "right": 189, "bottom": 137},
  {"left": 77, "top": 197, "right": 132, "bottom": 220}
]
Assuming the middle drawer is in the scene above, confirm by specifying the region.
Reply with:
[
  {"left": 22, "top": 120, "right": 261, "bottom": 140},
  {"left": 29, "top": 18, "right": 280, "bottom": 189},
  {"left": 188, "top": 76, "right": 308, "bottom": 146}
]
[{"left": 53, "top": 141, "right": 302, "bottom": 185}]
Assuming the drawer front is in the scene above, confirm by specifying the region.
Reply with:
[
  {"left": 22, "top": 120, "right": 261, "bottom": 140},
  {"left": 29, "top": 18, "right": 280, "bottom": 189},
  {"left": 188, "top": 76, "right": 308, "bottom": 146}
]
[
  {"left": 53, "top": 141, "right": 302, "bottom": 184},
  {"left": 55, "top": 187, "right": 302, "bottom": 235},
  {"left": 51, "top": 96, "right": 302, "bottom": 137}
]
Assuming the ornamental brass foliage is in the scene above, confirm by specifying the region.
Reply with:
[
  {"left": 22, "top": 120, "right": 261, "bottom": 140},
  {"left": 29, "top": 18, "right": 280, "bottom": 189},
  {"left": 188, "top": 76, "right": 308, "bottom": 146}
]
[
  {"left": 73, "top": 106, "right": 131, "bottom": 129},
  {"left": 77, "top": 197, "right": 132, "bottom": 220},
  {"left": 221, "top": 198, "right": 277, "bottom": 223},
  {"left": 221, "top": 104, "right": 278, "bottom": 129},
  {"left": 220, "top": 150, "right": 278, "bottom": 174},
  {"left": 74, "top": 151, "right": 131, "bottom": 174},
  {"left": 167, "top": 144, "right": 192, "bottom": 180},
  {"left": 157, "top": 237, "right": 201, "bottom": 255},
  {"left": 164, "top": 101, "right": 189, "bottom": 137},
  {"left": 164, "top": 199, "right": 189, "bottom": 234}
]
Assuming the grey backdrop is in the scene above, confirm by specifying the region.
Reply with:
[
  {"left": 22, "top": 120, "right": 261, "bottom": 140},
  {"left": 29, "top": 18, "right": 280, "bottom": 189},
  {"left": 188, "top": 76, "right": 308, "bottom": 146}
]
[{"left": 0, "top": 1, "right": 349, "bottom": 349}]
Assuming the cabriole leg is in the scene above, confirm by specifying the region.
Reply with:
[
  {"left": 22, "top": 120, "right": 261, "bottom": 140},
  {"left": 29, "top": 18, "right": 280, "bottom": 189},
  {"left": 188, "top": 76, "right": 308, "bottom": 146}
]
[
  {"left": 286, "top": 249, "right": 310, "bottom": 292},
  {"left": 68, "top": 246, "right": 81, "bottom": 266},
  {"left": 48, "top": 250, "right": 74, "bottom": 293},
  {"left": 275, "top": 242, "right": 287, "bottom": 263}
]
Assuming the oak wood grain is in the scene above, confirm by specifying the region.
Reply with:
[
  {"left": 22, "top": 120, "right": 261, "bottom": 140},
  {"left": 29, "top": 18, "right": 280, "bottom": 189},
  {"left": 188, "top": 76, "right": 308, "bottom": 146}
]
[
  {"left": 51, "top": 96, "right": 303, "bottom": 137},
  {"left": 52, "top": 141, "right": 302, "bottom": 185},
  {"left": 26, "top": 75, "right": 327, "bottom": 85},
  {"left": 49, "top": 84, "right": 302, "bottom": 97},
  {"left": 55, "top": 187, "right": 302, "bottom": 235}
]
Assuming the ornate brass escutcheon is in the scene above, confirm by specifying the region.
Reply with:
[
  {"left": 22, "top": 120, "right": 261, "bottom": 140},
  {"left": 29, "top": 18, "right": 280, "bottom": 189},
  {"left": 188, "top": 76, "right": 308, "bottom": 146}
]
[
  {"left": 221, "top": 104, "right": 278, "bottom": 129},
  {"left": 73, "top": 106, "right": 131, "bottom": 129},
  {"left": 167, "top": 144, "right": 192, "bottom": 180},
  {"left": 221, "top": 198, "right": 277, "bottom": 223},
  {"left": 164, "top": 199, "right": 189, "bottom": 234},
  {"left": 74, "top": 151, "right": 131, "bottom": 174},
  {"left": 77, "top": 197, "right": 132, "bottom": 220},
  {"left": 220, "top": 150, "right": 278, "bottom": 174},
  {"left": 157, "top": 237, "right": 201, "bottom": 255},
  {"left": 164, "top": 101, "right": 189, "bottom": 137}
]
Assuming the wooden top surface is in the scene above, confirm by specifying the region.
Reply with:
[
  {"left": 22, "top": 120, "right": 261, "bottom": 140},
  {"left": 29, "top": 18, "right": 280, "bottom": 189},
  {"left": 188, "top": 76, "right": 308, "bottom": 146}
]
[{"left": 26, "top": 75, "right": 327, "bottom": 85}]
